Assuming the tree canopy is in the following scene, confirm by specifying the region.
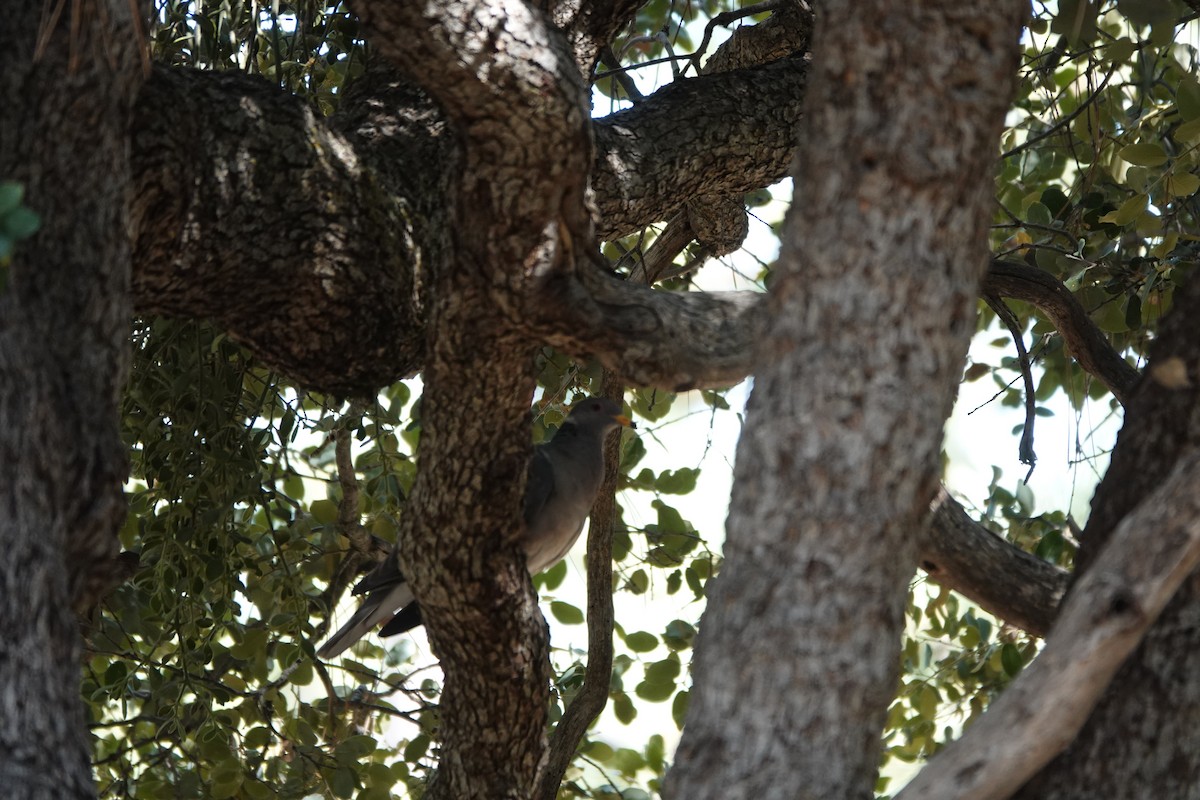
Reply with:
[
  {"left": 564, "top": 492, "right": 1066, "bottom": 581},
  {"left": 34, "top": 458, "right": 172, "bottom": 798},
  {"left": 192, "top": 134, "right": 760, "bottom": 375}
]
[{"left": 6, "top": 0, "right": 1200, "bottom": 799}]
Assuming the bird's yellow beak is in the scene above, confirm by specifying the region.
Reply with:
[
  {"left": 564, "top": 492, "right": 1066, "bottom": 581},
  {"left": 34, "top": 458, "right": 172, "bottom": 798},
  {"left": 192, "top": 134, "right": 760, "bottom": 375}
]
[{"left": 615, "top": 414, "right": 634, "bottom": 429}]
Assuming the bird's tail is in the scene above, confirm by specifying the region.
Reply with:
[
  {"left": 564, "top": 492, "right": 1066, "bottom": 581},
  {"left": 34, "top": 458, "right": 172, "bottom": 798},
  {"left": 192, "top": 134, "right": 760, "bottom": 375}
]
[{"left": 317, "top": 583, "right": 414, "bottom": 659}]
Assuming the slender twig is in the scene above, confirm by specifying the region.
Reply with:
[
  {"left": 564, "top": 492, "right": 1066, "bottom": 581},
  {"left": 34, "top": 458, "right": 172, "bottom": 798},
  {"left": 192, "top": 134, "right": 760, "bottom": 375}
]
[
  {"left": 985, "top": 294, "right": 1038, "bottom": 481},
  {"left": 984, "top": 259, "right": 1139, "bottom": 405},
  {"left": 686, "top": 0, "right": 783, "bottom": 75},
  {"left": 1002, "top": 63, "right": 1115, "bottom": 160},
  {"left": 596, "top": 45, "right": 643, "bottom": 100},
  {"left": 593, "top": 53, "right": 694, "bottom": 80}
]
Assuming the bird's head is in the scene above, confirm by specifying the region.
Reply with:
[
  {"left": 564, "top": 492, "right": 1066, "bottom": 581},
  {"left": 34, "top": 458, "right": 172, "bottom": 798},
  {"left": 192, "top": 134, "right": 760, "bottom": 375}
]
[{"left": 564, "top": 396, "right": 635, "bottom": 435}]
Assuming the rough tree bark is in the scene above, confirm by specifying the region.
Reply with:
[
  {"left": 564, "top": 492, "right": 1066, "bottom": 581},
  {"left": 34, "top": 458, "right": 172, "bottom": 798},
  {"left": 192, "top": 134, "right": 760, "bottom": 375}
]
[
  {"left": 0, "top": 1, "right": 143, "bottom": 798},
  {"left": 330, "top": 1, "right": 604, "bottom": 796},
  {"left": 664, "top": 2, "right": 1025, "bottom": 798}
]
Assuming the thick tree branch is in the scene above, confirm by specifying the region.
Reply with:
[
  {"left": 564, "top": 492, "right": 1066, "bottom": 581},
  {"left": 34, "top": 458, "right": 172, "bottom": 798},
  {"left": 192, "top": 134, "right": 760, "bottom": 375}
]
[
  {"left": 536, "top": 264, "right": 763, "bottom": 390},
  {"left": 899, "top": 452, "right": 1200, "bottom": 800},
  {"left": 131, "top": 64, "right": 447, "bottom": 395},
  {"left": 537, "top": 0, "right": 644, "bottom": 73},
  {"left": 126, "top": 43, "right": 1133, "bottom": 416},
  {"left": 127, "top": 54, "right": 806, "bottom": 393},
  {"left": 593, "top": 57, "right": 807, "bottom": 240},
  {"left": 341, "top": 2, "right": 607, "bottom": 797},
  {"left": 1, "top": 0, "right": 143, "bottom": 793},
  {"left": 921, "top": 489, "right": 1068, "bottom": 638},
  {"left": 666, "top": 2, "right": 1026, "bottom": 797}
]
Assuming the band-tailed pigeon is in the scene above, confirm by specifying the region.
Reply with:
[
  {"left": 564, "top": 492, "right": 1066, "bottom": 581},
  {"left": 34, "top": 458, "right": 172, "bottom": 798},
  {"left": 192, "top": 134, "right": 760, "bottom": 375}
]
[{"left": 317, "top": 397, "right": 633, "bottom": 659}]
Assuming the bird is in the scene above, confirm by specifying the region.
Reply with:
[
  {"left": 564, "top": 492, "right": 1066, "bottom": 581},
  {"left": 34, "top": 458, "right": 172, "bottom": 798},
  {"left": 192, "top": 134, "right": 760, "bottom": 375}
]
[{"left": 317, "top": 396, "right": 633, "bottom": 659}]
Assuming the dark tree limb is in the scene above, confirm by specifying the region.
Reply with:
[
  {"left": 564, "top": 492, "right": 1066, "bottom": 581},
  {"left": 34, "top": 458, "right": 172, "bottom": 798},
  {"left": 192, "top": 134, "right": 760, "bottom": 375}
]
[
  {"left": 126, "top": 53, "right": 809, "bottom": 394},
  {"left": 983, "top": 259, "right": 1140, "bottom": 406},
  {"left": 984, "top": 294, "right": 1038, "bottom": 477},
  {"left": 1, "top": 0, "right": 144, "bottom": 795},
  {"left": 130, "top": 63, "right": 448, "bottom": 395},
  {"left": 665, "top": 1, "right": 1026, "bottom": 796},
  {"left": 921, "top": 489, "right": 1068, "bottom": 638}
]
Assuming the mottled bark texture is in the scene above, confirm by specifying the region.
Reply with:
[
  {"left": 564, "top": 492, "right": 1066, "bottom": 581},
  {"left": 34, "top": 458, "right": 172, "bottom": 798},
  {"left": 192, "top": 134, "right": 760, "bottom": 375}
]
[
  {"left": 130, "top": 63, "right": 447, "bottom": 395},
  {"left": 0, "top": 1, "right": 143, "bottom": 798},
  {"left": 344, "top": 1, "right": 597, "bottom": 797},
  {"left": 1012, "top": 276, "right": 1200, "bottom": 799},
  {"left": 124, "top": 37, "right": 808, "bottom": 394},
  {"left": 664, "top": 3, "right": 1025, "bottom": 798},
  {"left": 923, "top": 490, "right": 1068, "bottom": 638}
]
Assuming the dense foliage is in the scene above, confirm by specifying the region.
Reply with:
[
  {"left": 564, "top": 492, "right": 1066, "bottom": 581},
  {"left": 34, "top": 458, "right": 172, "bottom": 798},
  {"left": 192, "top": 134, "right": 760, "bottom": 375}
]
[{"left": 87, "top": 1, "right": 1200, "bottom": 797}]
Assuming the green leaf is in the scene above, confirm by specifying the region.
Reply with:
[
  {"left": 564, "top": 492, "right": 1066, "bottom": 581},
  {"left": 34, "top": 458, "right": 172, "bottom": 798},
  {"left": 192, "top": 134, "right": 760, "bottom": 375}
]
[
  {"left": 1176, "top": 118, "right": 1200, "bottom": 143},
  {"left": 535, "top": 559, "right": 567, "bottom": 590},
  {"left": 613, "top": 691, "right": 637, "bottom": 724},
  {"left": 624, "top": 631, "right": 659, "bottom": 652},
  {"left": 0, "top": 182, "right": 22, "bottom": 217},
  {"left": 671, "top": 689, "right": 690, "bottom": 729},
  {"left": 310, "top": 498, "right": 339, "bottom": 524},
  {"left": 1052, "top": 0, "right": 1097, "bottom": 45},
  {"left": 917, "top": 685, "right": 940, "bottom": 720},
  {"left": 652, "top": 500, "right": 689, "bottom": 535},
  {"left": 335, "top": 734, "right": 377, "bottom": 761},
  {"left": 403, "top": 733, "right": 430, "bottom": 763},
  {"left": 550, "top": 601, "right": 584, "bottom": 625},
  {"left": 1125, "top": 294, "right": 1143, "bottom": 329},
  {"left": 1001, "top": 643, "right": 1026, "bottom": 677},
  {"left": 665, "top": 569, "right": 682, "bottom": 594},
  {"left": 662, "top": 620, "right": 696, "bottom": 651},
  {"left": 1098, "top": 193, "right": 1148, "bottom": 225},
  {"left": 612, "top": 747, "right": 647, "bottom": 774},
  {"left": 1180, "top": 75, "right": 1200, "bottom": 120},
  {"left": 1104, "top": 36, "right": 1135, "bottom": 65},
  {"left": 1036, "top": 529, "right": 1065, "bottom": 561},
  {"left": 0, "top": 206, "right": 40, "bottom": 240},
  {"left": 1094, "top": 296, "right": 1129, "bottom": 333},
  {"left": 655, "top": 468, "right": 699, "bottom": 495},
  {"left": 1118, "top": 0, "right": 1177, "bottom": 28},
  {"left": 1119, "top": 143, "right": 1168, "bottom": 166},
  {"left": 1167, "top": 172, "right": 1200, "bottom": 198},
  {"left": 328, "top": 765, "right": 358, "bottom": 798},
  {"left": 243, "top": 726, "right": 271, "bottom": 749},
  {"left": 644, "top": 655, "right": 680, "bottom": 683},
  {"left": 1025, "top": 201, "right": 1052, "bottom": 226},
  {"left": 635, "top": 678, "right": 675, "bottom": 702},
  {"left": 627, "top": 568, "right": 648, "bottom": 594}
]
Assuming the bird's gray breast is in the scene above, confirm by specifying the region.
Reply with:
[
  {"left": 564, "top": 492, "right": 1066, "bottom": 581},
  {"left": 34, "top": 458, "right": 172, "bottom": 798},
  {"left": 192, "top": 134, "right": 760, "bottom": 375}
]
[{"left": 521, "top": 443, "right": 604, "bottom": 575}]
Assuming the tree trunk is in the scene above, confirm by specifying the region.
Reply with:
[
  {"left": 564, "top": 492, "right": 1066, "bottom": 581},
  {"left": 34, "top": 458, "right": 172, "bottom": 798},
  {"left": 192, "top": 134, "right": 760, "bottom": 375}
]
[
  {"left": 665, "top": 2, "right": 1025, "bottom": 798},
  {"left": 0, "top": 2, "right": 143, "bottom": 798},
  {"left": 1014, "top": 277, "right": 1200, "bottom": 798}
]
